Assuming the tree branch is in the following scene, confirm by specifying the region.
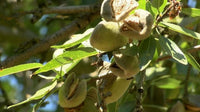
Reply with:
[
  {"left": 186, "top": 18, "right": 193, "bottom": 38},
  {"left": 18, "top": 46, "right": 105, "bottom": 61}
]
[
  {"left": 1, "top": 11, "right": 100, "bottom": 68},
  {"left": 42, "top": 5, "right": 98, "bottom": 15},
  {"left": 20, "top": 5, "right": 99, "bottom": 16}
]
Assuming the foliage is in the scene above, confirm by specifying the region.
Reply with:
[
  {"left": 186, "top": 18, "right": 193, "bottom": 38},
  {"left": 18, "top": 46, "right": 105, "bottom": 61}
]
[{"left": 0, "top": 0, "right": 200, "bottom": 112}]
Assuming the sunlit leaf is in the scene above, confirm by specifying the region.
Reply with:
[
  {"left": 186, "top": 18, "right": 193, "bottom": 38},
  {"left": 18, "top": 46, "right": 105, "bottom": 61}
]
[
  {"left": 145, "top": 67, "right": 169, "bottom": 81},
  {"left": 0, "top": 63, "right": 43, "bottom": 77},
  {"left": 182, "top": 8, "right": 200, "bottom": 17},
  {"left": 152, "top": 77, "right": 181, "bottom": 89},
  {"left": 7, "top": 80, "right": 57, "bottom": 109},
  {"left": 53, "top": 48, "right": 81, "bottom": 76},
  {"left": 139, "top": 36, "right": 156, "bottom": 70},
  {"left": 160, "top": 22, "right": 200, "bottom": 40},
  {"left": 146, "top": 1, "right": 158, "bottom": 18},
  {"left": 35, "top": 47, "right": 98, "bottom": 74},
  {"left": 159, "top": 36, "right": 188, "bottom": 65},
  {"left": 152, "top": 0, "right": 167, "bottom": 13},
  {"left": 152, "top": 0, "right": 163, "bottom": 9},
  {"left": 138, "top": 0, "right": 146, "bottom": 9},
  {"left": 51, "top": 28, "right": 93, "bottom": 49},
  {"left": 159, "top": 0, "right": 167, "bottom": 13},
  {"left": 184, "top": 52, "right": 200, "bottom": 71}
]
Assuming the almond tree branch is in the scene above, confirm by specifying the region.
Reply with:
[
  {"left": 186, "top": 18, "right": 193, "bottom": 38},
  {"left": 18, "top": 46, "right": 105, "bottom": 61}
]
[
  {"left": 1, "top": 11, "right": 100, "bottom": 68},
  {"left": 20, "top": 5, "right": 99, "bottom": 16},
  {"left": 42, "top": 5, "right": 98, "bottom": 14}
]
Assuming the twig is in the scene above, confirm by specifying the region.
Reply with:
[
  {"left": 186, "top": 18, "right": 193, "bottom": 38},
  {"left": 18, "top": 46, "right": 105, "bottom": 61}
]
[
  {"left": 153, "top": 2, "right": 173, "bottom": 29},
  {"left": 154, "top": 0, "right": 181, "bottom": 29},
  {"left": 1, "top": 11, "right": 100, "bottom": 68},
  {"left": 155, "top": 4, "right": 172, "bottom": 24},
  {"left": 134, "top": 70, "right": 146, "bottom": 112}
]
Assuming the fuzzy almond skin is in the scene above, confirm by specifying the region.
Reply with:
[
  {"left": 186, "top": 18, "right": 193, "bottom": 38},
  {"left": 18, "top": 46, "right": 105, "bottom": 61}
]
[
  {"left": 109, "top": 51, "right": 140, "bottom": 78},
  {"left": 114, "top": 51, "right": 140, "bottom": 76},
  {"left": 79, "top": 87, "right": 99, "bottom": 112},
  {"left": 58, "top": 73, "right": 87, "bottom": 108},
  {"left": 103, "top": 75, "right": 132, "bottom": 104},
  {"left": 90, "top": 21, "right": 129, "bottom": 51}
]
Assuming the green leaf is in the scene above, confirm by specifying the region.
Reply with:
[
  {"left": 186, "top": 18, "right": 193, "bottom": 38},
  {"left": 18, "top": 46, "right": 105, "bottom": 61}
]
[
  {"left": 182, "top": 8, "right": 200, "bottom": 17},
  {"left": 184, "top": 52, "right": 200, "bottom": 71},
  {"left": 119, "top": 45, "right": 138, "bottom": 56},
  {"left": 53, "top": 48, "right": 81, "bottom": 76},
  {"left": 146, "top": 1, "right": 158, "bottom": 18},
  {"left": 51, "top": 28, "right": 93, "bottom": 49},
  {"left": 118, "top": 101, "right": 135, "bottom": 112},
  {"left": 138, "top": 0, "right": 146, "bottom": 9},
  {"left": 159, "top": 36, "right": 188, "bottom": 65},
  {"left": 152, "top": 77, "right": 181, "bottom": 89},
  {"left": 152, "top": 0, "right": 167, "bottom": 13},
  {"left": 0, "top": 63, "right": 43, "bottom": 77},
  {"left": 35, "top": 47, "right": 98, "bottom": 74},
  {"left": 139, "top": 36, "right": 156, "bottom": 70},
  {"left": 7, "top": 80, "right": 57, "bottom": 109},
  {"left": 152, "top": 0, "right": 163, "bottom": 8},
  {"left": 143, "top": 104, "right": 168, "bottom": 111},
  {"left": 145, "top": 67, "right": 169, "bottom": 81},
  {"left": 54, "top": 60, "right": 80, "bottom": 78},
  {"left": 159, "top": 22, "right": 200, "bottom": 40},
  {"left": 159, "top": 0, "right": 167, "bottom": 13}
]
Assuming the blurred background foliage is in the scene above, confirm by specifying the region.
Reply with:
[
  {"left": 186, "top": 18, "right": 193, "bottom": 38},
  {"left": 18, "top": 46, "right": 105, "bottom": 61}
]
[{"left": 0, "top": 0, "right": 200, "bottom": 112}]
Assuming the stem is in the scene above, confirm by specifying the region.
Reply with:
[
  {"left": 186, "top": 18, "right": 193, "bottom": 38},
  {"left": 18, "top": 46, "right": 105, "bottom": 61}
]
[
  {"left": 97, "top": 77, "right": 107, "bottom": 112},
  {"left": 153, "top": 3, "right": 173, "bottom": 29},
  {"left": 183, "top": 64, "right": 191, "bottom": 100},
  {"left": 134, "top": 70, "right": 146, "bottom": 112}
]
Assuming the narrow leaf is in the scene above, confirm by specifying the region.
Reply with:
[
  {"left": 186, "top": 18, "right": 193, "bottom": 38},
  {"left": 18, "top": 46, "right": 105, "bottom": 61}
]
[
  {"left": 35, "top": 47, "right": 98, "bottom": 74},
  {"left": 152, "top": 0, "right": 165, "bottom": 12},
  {"left": 160, "top": 22, "right": 200, "bottom": 40},
  {"left": 159, "top": 0, "right": 167, "bottom": 13},
  {"left": 139, "top": 36, "right": 156, "bottom": 70},
  {"left": 152, "top": 78, "right": 181, "bottom": 89},
  {"left": 138, "top": 0, "right": 146, "bottom": 9},
  {"left": 159, "top": 36, "right": 187, "bottom": 65},
  {"left": 0, "top": 63, "right": 43, "bottom": 77},
  {"left": 182, "top": 8, "right": 200, "bottom": 17},
  {"left": 7, "top": 81, "right": 57, "bottom": 109},
  {"left": 146, "top": 1, "right": 158, "bottom": 18},
  {"left": 55, "top": 60, "right": 80, "bottom": 77},
  {"left": 53, "top": 48, "right": 80, "bottom": 76},
  {"left": 51, "top": 28, "right": 93, "bottom": 49},
  {"left": 185, "top": 52, "right": 200, "bottom": 71}
]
